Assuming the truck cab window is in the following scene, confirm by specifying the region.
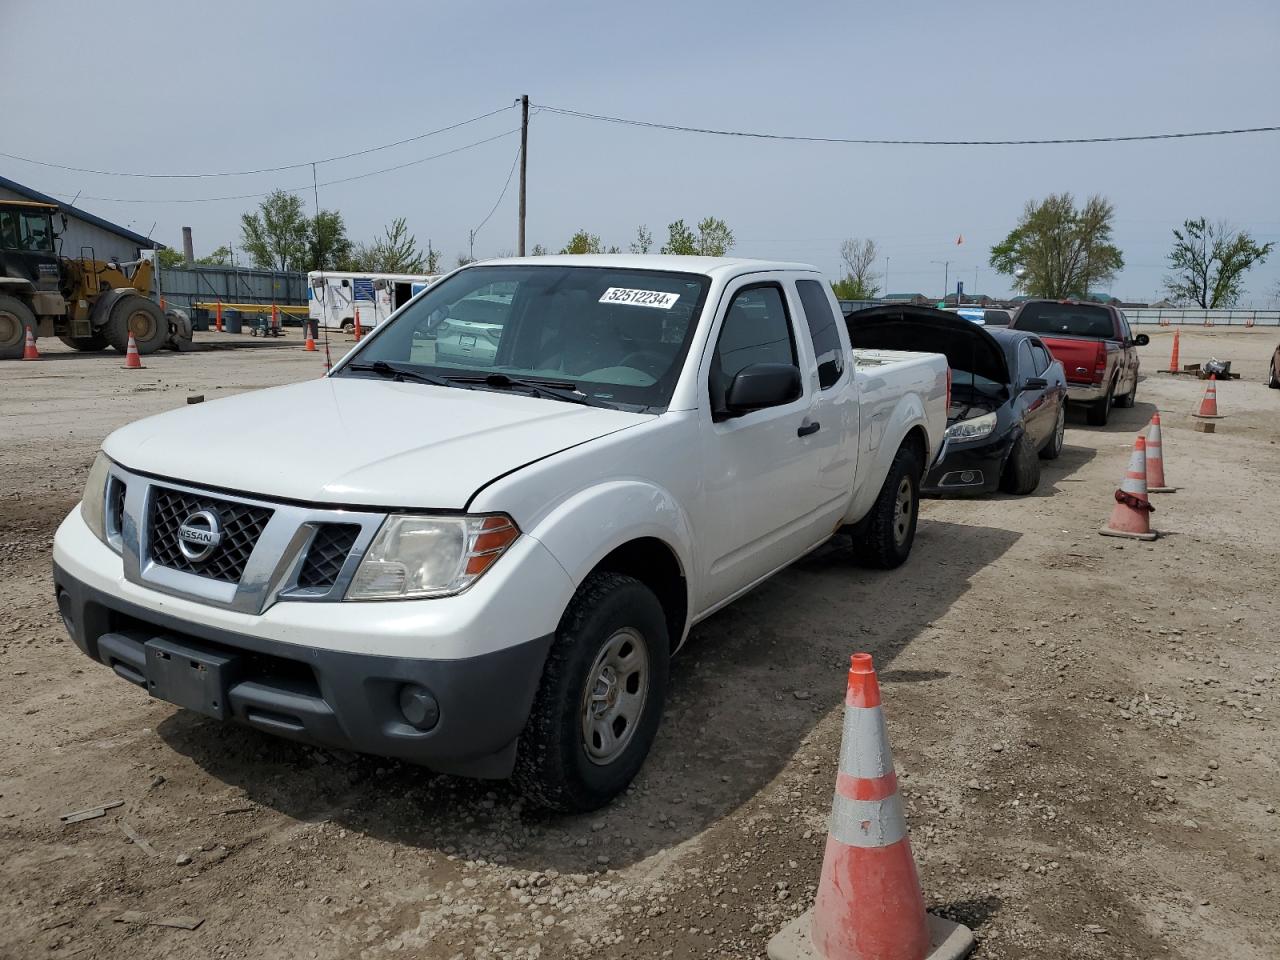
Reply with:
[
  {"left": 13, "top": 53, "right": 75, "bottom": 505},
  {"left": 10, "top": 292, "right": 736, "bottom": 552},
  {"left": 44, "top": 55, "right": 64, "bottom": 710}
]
[
  {"left": 0, "top": 211, "right": 17, "bottom": 249},
  {"left": 710, "top": 284, "right": 796, "bottom": 410},
  {"left": 795, "top": 278, "right": 844, "bottom": 389},
  {"left": 19, "top": 213, "right": 53, "bottom": 252}
]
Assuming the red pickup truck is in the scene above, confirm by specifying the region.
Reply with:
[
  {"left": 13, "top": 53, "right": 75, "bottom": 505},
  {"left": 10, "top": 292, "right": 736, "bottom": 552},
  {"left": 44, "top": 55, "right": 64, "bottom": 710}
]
[{"left": 1008, "top": 300, "right": 1148, "bottom": 425}]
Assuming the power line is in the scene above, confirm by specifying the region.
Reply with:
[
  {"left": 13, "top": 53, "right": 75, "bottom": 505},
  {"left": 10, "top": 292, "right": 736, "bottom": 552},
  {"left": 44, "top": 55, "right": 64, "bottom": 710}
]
[
  {"left": 0, "top": 104, "right": 515, "bottom": 178},
  {"left": 52, "top": 129, "right": 520, "bottom": 204},
  {"left": 472, "top": 141, "right": 523, "bottom": 240},
  {"left": 535, "top": 103, "right": 1280, "bottom": 146}
]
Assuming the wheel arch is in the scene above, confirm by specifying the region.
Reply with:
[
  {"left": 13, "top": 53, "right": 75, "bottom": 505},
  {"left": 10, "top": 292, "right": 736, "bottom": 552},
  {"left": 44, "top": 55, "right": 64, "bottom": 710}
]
[{"left": 585, "top": 537, "right": 688, "bottom": 654}]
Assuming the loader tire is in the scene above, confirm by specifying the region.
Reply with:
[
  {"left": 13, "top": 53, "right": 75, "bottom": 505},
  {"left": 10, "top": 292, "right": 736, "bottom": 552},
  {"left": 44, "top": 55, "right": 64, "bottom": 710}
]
[
  {"left": 105, "top": 296, "right": 166, "bottom": 354},
  {"left": 0, "top": 294, "right": 36, "bottom": 360}
]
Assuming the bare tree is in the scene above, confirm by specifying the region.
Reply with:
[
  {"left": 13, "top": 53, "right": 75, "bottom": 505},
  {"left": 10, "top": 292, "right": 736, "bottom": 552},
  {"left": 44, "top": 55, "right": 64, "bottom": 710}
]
[
  {"left": 1164, "top": 218, "right": 1274, "bottom": 308},
  {"left": 838, "top": 238, "right": 880, "bottom": 298}
]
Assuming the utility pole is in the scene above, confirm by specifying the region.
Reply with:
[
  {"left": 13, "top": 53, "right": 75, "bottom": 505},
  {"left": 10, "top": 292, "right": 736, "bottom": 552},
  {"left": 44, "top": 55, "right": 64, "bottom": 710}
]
[
  {"left": 884, "top": 256, "right": 890, "bottom": 297},
  {"left": 931, "top": 260, "right": 951, "bottom": 302},
  {"left": 518, "top": 94, "right": 529, "bottom": 257},
  {"left": 469, "top": 229, "right": 476, "bottom": 263}
]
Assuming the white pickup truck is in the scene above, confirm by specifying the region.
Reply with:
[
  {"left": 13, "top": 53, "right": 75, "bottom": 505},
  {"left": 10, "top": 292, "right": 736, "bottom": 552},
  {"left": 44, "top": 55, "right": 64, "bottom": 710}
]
[{"left": 53, "top": 256, "right": 947, "bottom": 811}]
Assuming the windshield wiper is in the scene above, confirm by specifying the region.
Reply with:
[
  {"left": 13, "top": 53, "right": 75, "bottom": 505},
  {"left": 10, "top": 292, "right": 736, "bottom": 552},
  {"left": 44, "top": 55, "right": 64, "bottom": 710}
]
[
  {"left": 344, "top": 360, "right": 456, "bottom": 388},
  {"left": 451, "top": 372, "right": 615, "bottom": 408}
]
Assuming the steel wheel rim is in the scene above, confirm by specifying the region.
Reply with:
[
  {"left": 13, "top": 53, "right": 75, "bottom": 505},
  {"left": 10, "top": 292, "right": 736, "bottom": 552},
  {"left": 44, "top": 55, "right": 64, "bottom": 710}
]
[
  {"left": 893, "top": 476, "right": 913, "bottom": 546},
  {"left": 1054, "top": 405, "right": 1066, "bottom": 450},
  {"left": 580, "top": 627, "right": 650, "bottom": 766},
  {"left": 128, "top": 308, "right": 158, "bottom": 342},
  {"left": 0, "top": 312, "right": 22, "bottom": 349}
]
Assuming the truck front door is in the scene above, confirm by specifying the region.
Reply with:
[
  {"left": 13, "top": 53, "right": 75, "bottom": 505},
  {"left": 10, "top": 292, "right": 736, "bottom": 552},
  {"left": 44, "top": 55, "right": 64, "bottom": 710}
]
[{"left": 695, "top": 278, "right": 826, "bottom": 610}]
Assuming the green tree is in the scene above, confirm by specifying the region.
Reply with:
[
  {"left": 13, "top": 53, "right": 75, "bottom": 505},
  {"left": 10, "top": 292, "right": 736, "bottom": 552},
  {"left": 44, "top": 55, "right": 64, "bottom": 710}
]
[
  {"left": 560, "top": 229, "right": 604, "bottom": 254},
  {"left": 661, "top": 219, "right": 696, "bottom": 255},
  {"left": 1163, "top": 218, "right": 1273, "bottom": 308},
  {"left": 240, "top": 190, "right": 311, "bottom": 271},
  {"left": 156, "top": 243, "right": 234, "bottom": 269},
  {"left": 425, "top": 245, "right": 442, "bottom": 273},
  {"left": 990, "top": 193, "right": 1123, "bottom": 298},
  {"left": 347, "top": 218, "right": 425, "bottom": 273},
  {"left": 832, "top": 277, "right": 878, "bottom": 300},
  {"left": 695, "top": 216, "right": 735, "bottom": 257},
  {"left": 309, "top": 210, "right": 353, "bottom": 272},
  {"left": 155, "top": 247, "right": 185, "bottom": 270},
  {"left": 530, "top": 243, "right": 549, "bottom": 256},
  {"left": 195, "top": 245, "right": 233, "bottom": 266},
  {"left": 630, "top": 225, "right": 653, "bottom": 254}
]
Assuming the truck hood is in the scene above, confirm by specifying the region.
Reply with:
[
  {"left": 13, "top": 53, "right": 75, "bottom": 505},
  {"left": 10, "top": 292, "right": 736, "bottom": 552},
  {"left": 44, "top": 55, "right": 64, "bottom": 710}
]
[
  {"left": 103, "top": 377, "right": 651, "bottom": 509},
  {"left": 847, "top": 305, "right": 1010, "bottom": 385}
]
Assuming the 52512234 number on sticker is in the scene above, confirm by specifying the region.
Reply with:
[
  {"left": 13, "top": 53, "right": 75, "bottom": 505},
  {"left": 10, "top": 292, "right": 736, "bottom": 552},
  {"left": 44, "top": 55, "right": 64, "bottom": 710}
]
[{"left": 597, "top": 287, "right": 680, "bottom": 310}]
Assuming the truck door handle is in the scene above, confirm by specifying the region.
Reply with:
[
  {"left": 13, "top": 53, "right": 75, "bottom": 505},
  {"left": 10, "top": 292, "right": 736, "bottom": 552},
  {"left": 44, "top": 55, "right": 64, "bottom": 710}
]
[{"left": 797, "top": 420, "right": 821, "bottom": 437}]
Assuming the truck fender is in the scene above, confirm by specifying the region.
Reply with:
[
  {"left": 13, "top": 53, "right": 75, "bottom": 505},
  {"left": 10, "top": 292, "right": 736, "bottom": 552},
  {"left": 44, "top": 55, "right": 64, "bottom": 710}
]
[
  {"left": 87, "top": 287, "right": 138, "bottom": 330},
  {"left": 525, "top": 480, "right": 696, "bottom": 641},
  {"left": 846, "top": 392, "right": 932, "bottom": 525}
]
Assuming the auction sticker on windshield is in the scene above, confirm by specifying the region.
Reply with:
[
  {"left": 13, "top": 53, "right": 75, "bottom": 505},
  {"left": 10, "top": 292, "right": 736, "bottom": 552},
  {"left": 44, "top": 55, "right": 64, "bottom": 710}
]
[{"left": 598, "top": 287, "right": 680, "bottom": 309}]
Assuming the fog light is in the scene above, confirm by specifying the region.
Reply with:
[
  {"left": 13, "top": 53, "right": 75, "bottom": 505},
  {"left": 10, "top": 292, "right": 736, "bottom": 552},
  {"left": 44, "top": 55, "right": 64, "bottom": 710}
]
[
  {"left": 398, "top": 684, "right": 440, "bottom": 731},
  {"left": 960, "top": 471, "right": 976, "bottom": 483}
]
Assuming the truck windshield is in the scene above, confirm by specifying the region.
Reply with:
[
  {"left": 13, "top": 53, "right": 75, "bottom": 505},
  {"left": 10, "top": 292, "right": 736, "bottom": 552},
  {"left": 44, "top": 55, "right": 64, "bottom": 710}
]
[
  {"left": 1015, "top": 302, "right": 1113, "bottom": 338},
  {"left": 339, "top": 265, "right": 711, "bottom": 410}
]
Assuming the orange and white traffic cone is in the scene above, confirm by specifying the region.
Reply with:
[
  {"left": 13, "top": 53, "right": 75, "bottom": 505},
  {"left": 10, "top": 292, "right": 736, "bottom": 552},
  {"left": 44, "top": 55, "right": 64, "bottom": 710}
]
[
  {"left": 1145, "top": 412, "right": 1175, "bottom": 493},
  {"left": 353, "top": 308, "right": 363, "bottom": 342},
  {"left": 1192, "top": 374, "right": 1222, "bottom": 419},
  {"left": 21, "top": 325, "right": 40, "bottom": 361},
  {"left": 1166, "top": 328, "right": 1180, "bottom": 373},
  {"left": 1099, "top": 435, "right": 1156, "bottom": 541},
  {"left": 303, "top": 321, "right": 317, "bottom": 352},
  {"left": 122, "top": 333, "right": 145, "bottom": 369},
  {"left": 215, "top": 301, "right": 224, "bottom": 333},
  {"left": 768, "top": 654, "right": 974, "bottom": 960}
]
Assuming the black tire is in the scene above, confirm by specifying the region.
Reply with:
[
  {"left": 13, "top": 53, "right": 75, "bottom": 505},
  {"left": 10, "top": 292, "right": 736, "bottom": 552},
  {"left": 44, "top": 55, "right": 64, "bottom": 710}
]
[
  {"left": 340, "top": 319, "right": 354, "bottom": 333},
  {"left": 0, "top": 294, "right": 36, "bottom": 360},
  {"left": 1085, "top": 382, "right": 1114, "bottom": 426},
  {"left": 1039, "top": 402, "right": 1066, "bottom": 460},
  {"left": 1001, "top": 432, "right": 1042, "bottom": 495},
  {"left": 514, "top": 572, "right": 669, "bottom": 813},
  {"left": 104, "top": 296, "right": 166, "bottom": 354},
  {"left": 852, "top": 442, "right": 922, "bottom": 570},
  {"left": 58, "top": 333, "right": 110, "bottom": 352},
  {"left": 1268, "top": 359, "right": 1280, "bottom": 389},
  {"left": 1115, "top": 375, "right": 1137, "bottom": 408}
]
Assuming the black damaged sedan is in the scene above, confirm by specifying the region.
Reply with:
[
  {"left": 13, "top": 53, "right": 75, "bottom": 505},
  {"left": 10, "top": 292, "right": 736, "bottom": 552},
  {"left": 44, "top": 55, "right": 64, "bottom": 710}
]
[{"left": 847, "top": 305, "right": 1067, "bottom": 496}]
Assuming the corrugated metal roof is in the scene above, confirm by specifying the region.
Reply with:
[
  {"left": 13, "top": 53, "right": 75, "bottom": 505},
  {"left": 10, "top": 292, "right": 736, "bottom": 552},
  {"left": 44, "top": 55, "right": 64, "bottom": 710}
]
[{"left": 0, "top": 174, "right": 165, "bottom": 249}]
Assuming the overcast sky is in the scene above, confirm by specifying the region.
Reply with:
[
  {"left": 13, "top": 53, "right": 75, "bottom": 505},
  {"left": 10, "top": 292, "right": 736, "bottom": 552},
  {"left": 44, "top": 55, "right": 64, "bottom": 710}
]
[{"left": 5, "top": 0, "right": 1278, "bottom": 303}]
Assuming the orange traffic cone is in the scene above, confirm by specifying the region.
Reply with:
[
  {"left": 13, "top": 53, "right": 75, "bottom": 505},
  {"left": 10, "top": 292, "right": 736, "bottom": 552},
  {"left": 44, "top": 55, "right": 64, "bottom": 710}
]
[
  {"left": 1167, "top": 328, "right": 1180, "bottom": 373},
  {"left": 1099, "top": 435, "right": 1156, "bottom": 541},
  {"left": 21, "top": 325, "right": 40, "bottom": 361},
  {"left": 122, "top": 333, "right": 145, "bottom": 369},
  {"left": 303, "top": 322, "right": 317, "bottom": 352},
  {"left": 767, "top": 654, "right": 974, "bottom": 960},
  {"left": 1193, "top": 374, "right": 1222, "bottom": 419},
  {"left": 353, "top": 308, "right": 363, "bottom": 342},
  {"left": 215, "top": 301, "right": 224, "bottom": 333},
  {"left": 1145, "top": 412, "right": 1175, "bottom": 493}
]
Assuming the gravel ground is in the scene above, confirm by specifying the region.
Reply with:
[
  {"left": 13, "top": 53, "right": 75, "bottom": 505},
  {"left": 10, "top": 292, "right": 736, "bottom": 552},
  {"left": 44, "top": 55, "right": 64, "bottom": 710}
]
[{"left": 1, "top": 327, "right": 1277, "bottom": 960}]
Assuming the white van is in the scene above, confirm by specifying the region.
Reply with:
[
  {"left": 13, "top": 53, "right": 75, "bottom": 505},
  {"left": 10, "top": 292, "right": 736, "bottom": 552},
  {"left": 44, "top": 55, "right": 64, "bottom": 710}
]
[{"left": 307, "top": 271, "right": 439, "bottom": 331}]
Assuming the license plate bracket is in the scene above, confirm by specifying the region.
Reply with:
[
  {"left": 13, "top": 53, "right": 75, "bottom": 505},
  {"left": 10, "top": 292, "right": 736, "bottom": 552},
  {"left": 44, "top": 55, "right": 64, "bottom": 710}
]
[{"left": 144, "top": 638, "right": 241, "bottom": 721}]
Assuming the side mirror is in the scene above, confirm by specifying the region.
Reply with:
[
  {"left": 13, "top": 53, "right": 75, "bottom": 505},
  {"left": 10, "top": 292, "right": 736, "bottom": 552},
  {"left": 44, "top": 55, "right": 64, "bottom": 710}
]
[
  {"left": 1021, "top": 376, "right": 1049, "bottom": 392},
  {"left": 1134, "top": 333, "right": 1150, "bottom": 346},
  {"left": 723, "top": 362, "right": 802, "bottom": 416}
]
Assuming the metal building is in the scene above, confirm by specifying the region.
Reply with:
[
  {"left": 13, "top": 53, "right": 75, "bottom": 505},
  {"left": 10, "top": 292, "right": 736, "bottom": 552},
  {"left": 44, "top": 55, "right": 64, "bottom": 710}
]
[{"left": 0, "top": 174, "right": 163, "bottom": 263}]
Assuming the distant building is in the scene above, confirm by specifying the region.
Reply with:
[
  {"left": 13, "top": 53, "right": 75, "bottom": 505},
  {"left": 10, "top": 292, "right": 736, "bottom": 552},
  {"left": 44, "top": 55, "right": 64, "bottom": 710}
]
[
  {"left": 883, "top": 292, "right": 931, "bottom": 305},
  {"left": 0, "top": 174, "right": 163, "bottom": 263}
]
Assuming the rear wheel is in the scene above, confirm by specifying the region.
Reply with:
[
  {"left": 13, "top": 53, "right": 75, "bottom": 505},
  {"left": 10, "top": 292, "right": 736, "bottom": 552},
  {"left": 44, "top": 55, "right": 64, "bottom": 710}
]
[
  {"left": 1001, "top": 432, "right": 1042, "bottom": 495},
  {"left": 105, "top": 296, "right": 166, "bottom": 354},
  {"left": 0, "top": 294, "right": 36, "bottom": 360},
  {"left": 1268, "top": 359, "right": 1280, "bottom": 389},
  {"left": 1085, "top": 382, "right": 1114, "bottom": 426},
  {"left": 58, "top": 333, "right": 110, "bottom": 352},
  {"left": 853, "top": 443, "right": 922, "bottom": 569},
  {"left": 1039, "top": 403, "right": 1066, "bottom": 460},
  {"left": 514, "top": 572, "right": 669, "bottom": 813}
]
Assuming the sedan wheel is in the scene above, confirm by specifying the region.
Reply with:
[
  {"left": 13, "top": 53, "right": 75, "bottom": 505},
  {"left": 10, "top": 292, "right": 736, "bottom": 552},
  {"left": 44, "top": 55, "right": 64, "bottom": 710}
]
[{"left": 1040, "top": 404, "right": 1066, "bottom": 460}]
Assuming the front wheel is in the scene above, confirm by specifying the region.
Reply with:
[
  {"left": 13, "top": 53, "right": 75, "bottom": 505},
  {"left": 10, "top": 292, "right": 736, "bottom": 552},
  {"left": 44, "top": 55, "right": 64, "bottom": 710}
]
[
  {"left": 1268, "top": 360, "right": 1280, "bottom": 389},
  {"left": 514, "top": 572, "right": 669, "bottom": 813},
  {"left": 1115, "top": 375, "right": 1137, "bottom": 408},
  {"left": 1001, "top": 432, "right": 1042, "bottom": 495},
  {"left": 105, "top": 296, "right": 167, "bottom": 354},
  {"left": 853, "top": 443, "right": 922, "bottom": 569}
]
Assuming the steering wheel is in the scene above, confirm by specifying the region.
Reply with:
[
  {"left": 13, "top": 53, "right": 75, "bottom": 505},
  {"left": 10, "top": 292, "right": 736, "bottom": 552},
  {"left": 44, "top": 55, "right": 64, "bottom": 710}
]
[{"left": 619, "top": 349, "right": 668, "bottom": 377}]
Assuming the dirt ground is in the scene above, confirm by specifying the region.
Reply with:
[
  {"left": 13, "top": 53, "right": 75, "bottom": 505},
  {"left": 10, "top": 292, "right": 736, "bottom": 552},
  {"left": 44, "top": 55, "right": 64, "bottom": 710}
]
[{"left": 1, "top": 327, "right": 1277, "bottom": 960}]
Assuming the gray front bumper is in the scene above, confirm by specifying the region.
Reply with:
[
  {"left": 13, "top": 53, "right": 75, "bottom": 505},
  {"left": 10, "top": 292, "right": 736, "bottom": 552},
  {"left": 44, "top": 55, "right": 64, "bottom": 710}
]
[{"left": 53, "top": 562, "right": 552, "bottom": 778}]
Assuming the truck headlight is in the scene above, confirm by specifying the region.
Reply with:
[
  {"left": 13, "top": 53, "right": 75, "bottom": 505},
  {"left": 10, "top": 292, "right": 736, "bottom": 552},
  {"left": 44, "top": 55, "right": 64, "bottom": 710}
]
[
  {"left": 944, "top": 411, "right": 997, "bottom": 442},
  {"left": 347, "top": 514, "right": 520, "bottom": 600},
  {"left": 81, "top": 453, "right": 112, "bottom": 544}
]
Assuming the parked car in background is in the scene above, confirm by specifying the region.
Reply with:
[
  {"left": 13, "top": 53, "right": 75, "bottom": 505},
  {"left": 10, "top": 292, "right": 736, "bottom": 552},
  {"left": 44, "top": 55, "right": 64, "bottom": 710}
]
[
  {"left": 945, "top": 307, "right": 1012, "bottom": 326},
  {"left": 1008, "top": 299, "right": 1147, "bottom": 426},
  {"left": 1269, "top": 341, "right": 1280, "bottom": 388},
  {"left": 848, "top": 305, "right": 1067, "bottom": 496}
]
